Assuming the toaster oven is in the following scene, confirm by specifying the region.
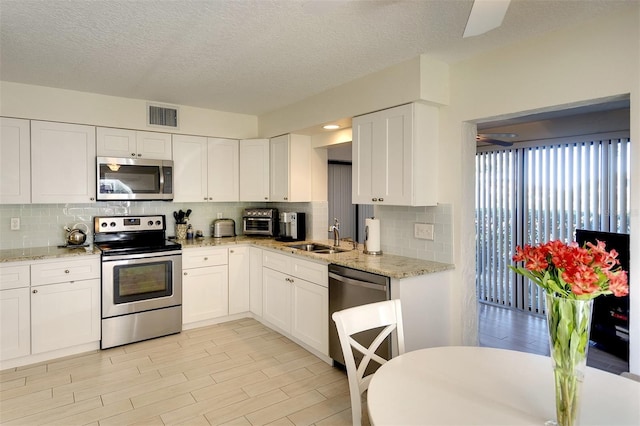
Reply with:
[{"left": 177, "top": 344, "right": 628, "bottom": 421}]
[{"left": 242, "top": 208, "right": 278, "bottom": 236}]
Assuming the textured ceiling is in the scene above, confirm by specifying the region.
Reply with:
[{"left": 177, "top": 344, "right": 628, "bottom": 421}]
[{"left": 0, "top": 0, "right": 637, "bottom": 116}]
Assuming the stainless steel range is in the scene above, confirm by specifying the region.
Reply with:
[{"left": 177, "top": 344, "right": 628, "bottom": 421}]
[{"left": 94, "top": 215, "right": 182, "bottom": 349}]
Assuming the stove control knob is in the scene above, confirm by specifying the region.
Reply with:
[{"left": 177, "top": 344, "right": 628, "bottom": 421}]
[
  {"left": 156, "top": 220, "right": 161, "bottom": 226},
  {"left": 110, "top": 222, "right": 116, "bottom": 227},
  {"left": 148, "top": 220, "right": 154, "bottom": 226},
  {"left": 101, "top": 222, "right": 107, "bottom": 228}
]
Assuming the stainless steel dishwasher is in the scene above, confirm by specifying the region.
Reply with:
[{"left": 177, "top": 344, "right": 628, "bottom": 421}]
[{"left": 328, "top": 264, "right": 391, "bottom": 370}]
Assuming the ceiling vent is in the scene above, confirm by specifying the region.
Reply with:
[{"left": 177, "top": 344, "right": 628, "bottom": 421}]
[{"left": 147, "top": 103, "right": 179, "bottom": 129}]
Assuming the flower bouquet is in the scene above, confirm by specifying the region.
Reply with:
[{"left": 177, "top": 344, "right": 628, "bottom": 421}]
[{"left": 510, "top": 239, "right": 629, "bottom": 426}]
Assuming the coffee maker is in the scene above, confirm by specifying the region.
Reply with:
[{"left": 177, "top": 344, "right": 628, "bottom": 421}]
[{"left": 278, "top": 212, "right": 306, "bottom": 241}]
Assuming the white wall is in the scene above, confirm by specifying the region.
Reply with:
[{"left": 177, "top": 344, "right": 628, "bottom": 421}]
[
  {"left": 444, "top": 5, "right": 640, "bottom": 372},
  {"left": 259, "top": 5, "right": 640, "bottom": 372},
  {"left": 0, "top": 81, "right": 258, "bottom": 139}
]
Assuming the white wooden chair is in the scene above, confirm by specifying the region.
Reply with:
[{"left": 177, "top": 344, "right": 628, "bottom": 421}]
[{"left": 332, "top": 299, "right": 405, "bottom": 425}]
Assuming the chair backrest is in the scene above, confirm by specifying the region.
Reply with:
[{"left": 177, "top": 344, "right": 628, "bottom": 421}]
[{"left": 332, "top": 299, "right": 405, "bottom": 425}]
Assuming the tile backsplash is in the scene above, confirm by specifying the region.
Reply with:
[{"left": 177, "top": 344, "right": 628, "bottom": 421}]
[
  {"left": 0, "top": 201, "right": 452, "bottom": 264},
  {"left": 0, "top": 201, "right": 329, "bottom": 250},
  {"left": 374, "top": 203, "right": 453, "bottom": 264}
]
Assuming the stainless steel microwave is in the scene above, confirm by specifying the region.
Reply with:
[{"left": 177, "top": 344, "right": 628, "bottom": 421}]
[{"left": 97, "top": 157, "right": 173, "bottom": 201}]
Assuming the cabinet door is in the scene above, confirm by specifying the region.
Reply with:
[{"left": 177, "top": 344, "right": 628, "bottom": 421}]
[
  {"left": 136, "top": 131, "right": 172, "bottom": 160},
  {"left": 31, "top": 121, "right": 96, "bottom": 204},
  {"left": 182, "top": 265, "right": 228, "bottom": 324},
  {"left": 352, "top": 113, "right": 375, "bottom": 204},
  {"left": 249, "top": 247, "right": 263, "bottom": 316},
  {"left": 0, "top": 117, "right": 31, "bottom": 204},
  {"left": 172, "top": 134, "right": 208, "bottom": 202},
  {"left": 0, "top": 287, "right": 31, "bottom": 360},
  {"left": 31, "top": 279, "right": 101, "bottom": 354},
  {"left": 228, "top": 246, "right": 250, "bottom": 315},
  {"left": 96, "top": 127, "right": 137, "bottom": 158},
  {"left": 269, "top": 134, "right": 311, "bottom": 202},
  {"left": 239, "top": 139, "right": 270, "bottom": 201},
  {"left": 377, "top": 104, "right": 413, "bottom": 205},
  {"left": 207, "top": 138, "right": 239, "bottom": 202},
  {"left": 292, "top": 278, "right": 328, "bottom": 355},
  {"left": 262, "top": 268, "right": 291, "bottom": 333},
  {"left": 269, "top": 135, "right": 290, "bottom": 202}
]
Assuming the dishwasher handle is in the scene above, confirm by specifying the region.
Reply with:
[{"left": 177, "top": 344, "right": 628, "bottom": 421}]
[{"left": 329, "top": 272, "right": 388, "bottom": 292}]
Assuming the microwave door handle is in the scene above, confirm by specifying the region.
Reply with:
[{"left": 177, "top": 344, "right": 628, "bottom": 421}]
[{"left": 159, "top": 167, "right": 165, "bottom": 194}]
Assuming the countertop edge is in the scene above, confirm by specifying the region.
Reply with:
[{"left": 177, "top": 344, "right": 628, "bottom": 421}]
[{"left": 0, "top": 237, "right": 454, "bottom": 279}]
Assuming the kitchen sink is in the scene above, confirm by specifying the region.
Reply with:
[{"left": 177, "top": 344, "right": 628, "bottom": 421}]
[{"left": 287, "top": 243, "right": 350, "bottom": 254}]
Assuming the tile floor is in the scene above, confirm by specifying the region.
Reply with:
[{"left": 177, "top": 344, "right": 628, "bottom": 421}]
[
  {"left": 1, "top": 305, "right": 630, "bottom": 425},
  {"left": 478, "top": 302, "right": 630, "bottom": 375},
  {"left": 0, "top": 319, "right": 355, "bottom": 426}
]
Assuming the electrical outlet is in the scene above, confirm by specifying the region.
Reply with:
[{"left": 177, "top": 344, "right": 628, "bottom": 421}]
[
  {"left": 414, "top": 223, "right": 434, "bottom": 240},
  {"left": 10, "top": 217, "right": 20, "bottom": 230},
  {"left": 217, "top": 212, "right": 223, "bottom": 219}
]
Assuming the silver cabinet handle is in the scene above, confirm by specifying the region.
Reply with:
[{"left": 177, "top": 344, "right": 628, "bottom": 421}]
[
  {"left": 65, "top": 269, "right": 70, "bottom": 274},
  {"left": 184, "top": 272, "right": 188, "bottom": 275},
  {"left": 379, "top": 198, "right": 384, "bottom": 202},
  {"left": 32, "top": 289, "right": 38, "bottom": 294},
  {"left": 204, "top": 257, "right": 208, "bottom": 261},
  {"left": 131, "top": 153, "right": 136, "bottom": 156},
  {"left": 372, "top": 198, "right": 378, "bottom": 202}
]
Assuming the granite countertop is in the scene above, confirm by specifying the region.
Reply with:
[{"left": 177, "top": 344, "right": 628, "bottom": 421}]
[
  {"left": 177, "top": 236, "right": 454, "bottom": 279},
  {"left": 0, "top": 245, "right": 100, "bottom": 263},
  {"left": 0, "top": 236, "right": 454, "bottom": 279}
]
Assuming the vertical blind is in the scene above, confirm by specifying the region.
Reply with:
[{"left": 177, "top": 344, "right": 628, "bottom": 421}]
[{"left": 476, "top": 138, "right": 631, "bottom": 313}]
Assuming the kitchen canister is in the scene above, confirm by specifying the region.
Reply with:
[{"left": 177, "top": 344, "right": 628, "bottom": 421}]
[{"left": 364, "top": 217, "right": 382, "bottom": 255}]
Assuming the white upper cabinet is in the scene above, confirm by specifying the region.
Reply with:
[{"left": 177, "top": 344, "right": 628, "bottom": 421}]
[
  {"left": 0, "top": 118, "right": 31, "bottom": 204},
  {"left": 97, "top": 127, "right": 172, "bottom": 160},
  {"left": 270, "top": 134, "right": 311, "bottom": 202},
  {"left": 172, "top": 134, "right": 208, "bottom": 202},
  {"left": 172, "top": 135, "right": 239, "bottom": 202},
  {"left": 31, "top": 121, "right": 96, "bottom": 204},
  {"left": 207, "top": 138, "right": 239, "bottom": 202},
  {"left": 352, "top": 102, "right": 438, "bottom": 206},
  {"left": 240, "top": 138, "right": 270, "bottom": 202}
]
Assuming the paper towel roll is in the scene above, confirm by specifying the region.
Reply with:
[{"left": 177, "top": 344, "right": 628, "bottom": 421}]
[{"left": 364, "top": 217, "right": 382, "bottom": 255}]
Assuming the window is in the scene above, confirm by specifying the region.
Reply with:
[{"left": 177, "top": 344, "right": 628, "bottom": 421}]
[{"left": 476, "top": 138, "right": 631, "bottom": 312}]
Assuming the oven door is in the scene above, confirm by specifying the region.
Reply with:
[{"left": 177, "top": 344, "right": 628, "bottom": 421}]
[
  {"left": 243, "top": 217, "right": 275, "bottom": 236},
  {"left": 102, "top": 251, "right": 182, "bottom": 318}
]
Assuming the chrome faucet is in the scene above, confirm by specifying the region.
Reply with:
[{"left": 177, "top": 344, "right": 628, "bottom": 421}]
[{"left": 329, "top": 218, "right": 340, "bottom": 247}]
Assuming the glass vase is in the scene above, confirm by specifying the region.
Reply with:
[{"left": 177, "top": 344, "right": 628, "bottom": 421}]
[{"left": 544, "top": 293, "right": 594, "bottom": 426}]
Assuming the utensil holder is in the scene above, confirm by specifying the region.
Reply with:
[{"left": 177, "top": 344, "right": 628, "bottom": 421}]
[{"left": 175, "top": 224, "right": 187, "bottom": 240}]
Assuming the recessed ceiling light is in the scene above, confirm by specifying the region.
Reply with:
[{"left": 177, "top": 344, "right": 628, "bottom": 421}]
[{"left": 323, "top": 124, "right": 340, "bottom": 130}]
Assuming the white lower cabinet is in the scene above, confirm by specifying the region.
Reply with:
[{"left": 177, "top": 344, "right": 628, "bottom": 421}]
[
  {"left": 249, "top": 247, "right": 263, "bottom": 316},
  {"left": 262, "top": 250, "right": 328, "bottom": 355},
  {"left": 262, "top": 267, "right": 292, "bottom": 332},
  {"left": 291, "top": 276, "right": 328, "bottom": 354},
  {"left": 182, "top": 247, "right": 229, "bottom": 325},
  {"left": 182, "top": 265, "right": 228, "bottom": 323},
  {"left": 0, "top": 287, "right": 30, "bottom": 360},
  {"left": 0, "top": 257, "right": 101, "bottom": 362},
  {"left": 31, "top": 278, "right": 100, "bottom": 354},
  {"left": 228, "top": 246, "right": 250, "bottom": 315}
]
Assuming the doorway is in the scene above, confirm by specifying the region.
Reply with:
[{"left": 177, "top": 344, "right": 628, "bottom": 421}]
[{"left": 327, "top": 144, "right": 373, "bottom": 244}]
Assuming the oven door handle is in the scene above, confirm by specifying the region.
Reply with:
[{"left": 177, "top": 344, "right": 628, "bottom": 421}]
[{"left": 101, "top": 250, "right": 183, "bottom": 261}]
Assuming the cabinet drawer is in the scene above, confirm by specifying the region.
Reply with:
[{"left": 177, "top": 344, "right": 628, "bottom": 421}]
[
  {"left": 31, "top": 257, "right": 100, "bottom": 286},
  {"left": 0, "top": 264, "right": 30, "bottom": 290},
  {"left": 262, "top": 250, "right": 291, "bottom": 274},
  {"left": 291, "top": 258, "right": 328, "bottom": 287},
  {"left": 183, "top": 247, "right": 228, "bottom": 269}
]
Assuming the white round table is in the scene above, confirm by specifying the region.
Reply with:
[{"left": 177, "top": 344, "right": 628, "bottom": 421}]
[{"left": 367, "top": 346, "right": 640, "bottom": 425}]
